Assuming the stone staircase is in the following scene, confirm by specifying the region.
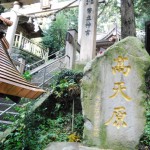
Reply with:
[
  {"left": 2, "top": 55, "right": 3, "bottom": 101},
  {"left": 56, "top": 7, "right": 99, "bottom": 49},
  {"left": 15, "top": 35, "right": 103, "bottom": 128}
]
[
  {"left": 0, "top": 97, "right": 19, "bottom": 131},
  {"left": 0, "top": 92, "right": 51, "bottom": 141},
  {"left": 30, "top": 55, "right": 66, "bottom": 88}
]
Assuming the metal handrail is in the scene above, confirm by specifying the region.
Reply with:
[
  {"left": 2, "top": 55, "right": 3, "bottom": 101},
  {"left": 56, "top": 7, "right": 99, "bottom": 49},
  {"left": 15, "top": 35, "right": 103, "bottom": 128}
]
[
  {"left": 28, "top": 50, "right": 64, "bottom": 70},
  {"left": 11, "top": 50, "right": 65, "bottom": 73},
  {"left": 31, "top": 55, "right": 70, "bottom": 88},
  {"left": 0, "top": 103, "right": 16, "bottom": 116},
  {"left": 11, "top": 58, "right": 26, "bottom": 67},
  {"left": 30, "top": 55, "right": 69, "bottom": 75}
]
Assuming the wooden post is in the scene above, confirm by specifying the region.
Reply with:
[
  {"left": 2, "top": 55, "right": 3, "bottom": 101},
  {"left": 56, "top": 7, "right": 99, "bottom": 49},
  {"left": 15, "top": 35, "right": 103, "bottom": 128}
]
[
  {"left": 79, "top": 0, "right": 98, "bottom": 63},
  {"left": 18, "top": 32, "right": 23, "bottom": 49},
  {"left": 18, "top": 58, "right": 25, "bottom": 74},
  {"left": 44, "top": 48, "right": 49, "bottom": 62},
  {"left": 72, "top": 99, "right": 74, "bottom": 132}
]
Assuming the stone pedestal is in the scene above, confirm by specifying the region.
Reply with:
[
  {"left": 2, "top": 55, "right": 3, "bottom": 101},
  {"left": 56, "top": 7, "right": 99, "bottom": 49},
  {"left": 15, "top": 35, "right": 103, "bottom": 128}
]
[{"left": 81, "top": 37, "right": 150, "bottom": 149}]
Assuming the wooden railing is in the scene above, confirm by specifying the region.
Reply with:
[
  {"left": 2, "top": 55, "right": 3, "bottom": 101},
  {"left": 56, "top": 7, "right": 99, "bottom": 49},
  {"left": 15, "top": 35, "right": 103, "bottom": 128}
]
[{"left": 13, "top": 34, "right": 48, "bottom": 60}]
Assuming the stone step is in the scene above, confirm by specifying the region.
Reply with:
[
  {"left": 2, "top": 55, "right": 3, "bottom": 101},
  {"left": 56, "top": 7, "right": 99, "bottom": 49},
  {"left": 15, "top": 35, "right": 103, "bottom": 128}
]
[
  {"left": 30, "top": 59, "right": 56, "bottom": 75},
  {"left": 0, "top": 103, "right": 13, "bottom": 106},
  {"left": 79, "top": 146, "right": 111, "bottom": 150},
  {"left": 44, "top": 143, "right": 112, "bottom": 150},
  {"left": 30, "top": 57, "right": 65, "bottom": 86},
  {"left": 0, "top": 98, "right": 14, "bottom": 104}
]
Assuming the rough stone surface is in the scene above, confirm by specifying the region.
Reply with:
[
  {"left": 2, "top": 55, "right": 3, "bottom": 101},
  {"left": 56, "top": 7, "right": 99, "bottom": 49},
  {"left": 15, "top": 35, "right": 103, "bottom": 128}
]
[
  {"left": 44, "top": 142, "right": 111, "bottom": 150},
  {"left": 81, "top": 37, "right": 150, "bottom": 150},
  {"left": 45, "top": 142, "right": 79, "bottom": 150}
]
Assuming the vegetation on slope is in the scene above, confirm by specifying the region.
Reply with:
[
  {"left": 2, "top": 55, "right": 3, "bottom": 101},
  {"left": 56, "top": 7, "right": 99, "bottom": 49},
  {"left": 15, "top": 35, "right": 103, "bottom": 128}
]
[
  {"left": 0, "top": 69, "right": 83, "bottom": 150},
  {"left": 139, "top": 66, "right": 150, "bottom": 149}
]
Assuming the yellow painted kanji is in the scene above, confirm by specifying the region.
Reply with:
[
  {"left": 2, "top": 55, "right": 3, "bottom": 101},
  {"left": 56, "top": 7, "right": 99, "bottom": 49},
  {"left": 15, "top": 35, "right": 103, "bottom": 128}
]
[
  {"left": 112, "top": 56, "right": 131, "bottom": 76},
  {"left": 105, "top": 106, "right": 127, "bottom": 129},
  {"left": 109, "top": 82, "right": 132, "bottom": 101}
]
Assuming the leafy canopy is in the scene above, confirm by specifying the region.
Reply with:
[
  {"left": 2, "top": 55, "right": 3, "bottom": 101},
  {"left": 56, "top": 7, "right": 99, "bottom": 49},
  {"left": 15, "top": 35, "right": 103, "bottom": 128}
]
[
  {"left": 42, "top": 13, "right": 68, "bottom": 53},
  {"left": 42, "top": 8, "right": 78, "bottom": 54}
]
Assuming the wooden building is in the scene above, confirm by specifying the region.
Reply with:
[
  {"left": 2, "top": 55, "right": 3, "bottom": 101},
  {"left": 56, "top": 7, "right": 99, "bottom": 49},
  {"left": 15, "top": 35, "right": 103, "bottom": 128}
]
[{"left": 96, "top": 26, "right": 121, "bottom": 55}]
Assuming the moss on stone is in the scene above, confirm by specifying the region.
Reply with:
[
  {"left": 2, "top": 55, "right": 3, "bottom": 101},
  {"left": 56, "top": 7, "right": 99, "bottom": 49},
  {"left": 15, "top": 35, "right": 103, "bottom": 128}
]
[
  {"left": 74, "top": 63, "right": 86, "bottom": 72},
  {"left": 81, "top": 36, "right": 150, "bottom": 149},
  {"left": 99, "top": 125, "right": 108, "bottom": 148}
]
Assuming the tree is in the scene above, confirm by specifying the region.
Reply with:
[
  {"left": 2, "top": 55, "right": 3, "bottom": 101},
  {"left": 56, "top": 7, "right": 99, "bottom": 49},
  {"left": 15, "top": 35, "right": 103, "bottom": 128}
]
[
  {"left": 97, "top": 0, "right": 120, "bottom": 33},
  {"left": 42, "top": 13, "right": 68, "bottom": 54},
  {"left": 135, "top": 0, "right": 150, "bottom": 16},
  {"left": 42, "top": 8, "right": 78, "bottom": 54},
  {"left": 121, "top": 0, "right": 136, "bottom": 38},
  {"left": 135, "top": 0, "right": 150, "bottom": 30}
]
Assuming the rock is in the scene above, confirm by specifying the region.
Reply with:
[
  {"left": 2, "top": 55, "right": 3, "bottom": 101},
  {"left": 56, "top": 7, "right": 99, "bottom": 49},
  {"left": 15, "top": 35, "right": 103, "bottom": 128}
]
[
  {"left": 81, "top": 37, "right": 150, "bottom": 150},
  {"left": 84, "top": 118, "right": 93, "bottom": 130},
  {"left": 44, "top": 142, "right": 79, "bottom": 150},
  {"left": 44, "top": 142, "right": 111, "bottom": 150},
  {"left": 79, "top": 145, "right": 111, "bottom": 150}
]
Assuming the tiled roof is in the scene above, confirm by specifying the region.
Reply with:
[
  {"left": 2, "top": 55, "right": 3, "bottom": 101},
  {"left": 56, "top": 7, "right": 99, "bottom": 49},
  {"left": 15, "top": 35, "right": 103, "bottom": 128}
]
[
  {"left": 0, "top": 41, "right": 45, "bottom": 99},
  {"left": 0, "top": 16, "right": 45, "bottom": 100}
]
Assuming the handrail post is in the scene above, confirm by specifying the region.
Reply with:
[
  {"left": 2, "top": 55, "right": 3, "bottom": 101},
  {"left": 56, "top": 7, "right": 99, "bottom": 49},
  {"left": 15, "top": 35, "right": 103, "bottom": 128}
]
[
  {"left": 42, "top": 67, "right": 46, "bottom": 88},
  {"left": 18, "top": 58, "right": 25, "bottom": 74},
  {"left": 44, "top": 48, "right": 49, "bottom": 62},
  {"left": 18, "top": 32, "right": 23, "bottom": 49}
]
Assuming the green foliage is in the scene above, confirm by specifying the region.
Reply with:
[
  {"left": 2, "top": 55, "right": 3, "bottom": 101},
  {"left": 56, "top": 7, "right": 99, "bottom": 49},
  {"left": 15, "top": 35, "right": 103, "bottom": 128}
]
[
  {"left": 97, "top": 0, "right": 150, "bottom": 31},
  {"left": 134, "top": 0, "right": 150, "bottom": 29},
  {"left": 139, "top": 66, "right": 150, "bottom": 149},
  {"left": 22, "top": 70, "right": 32, "bottom": 81},
  {"left": 42, "top": 13, "right": 67, "bottom": 54},
  {"left": 135, "top": 13, "right": 150, "bottom": 30},
  {"left": 0, "top": 99, "right": 84, "bottom": 150},
  {"left": 42, "top": 8, "right": 78, "bottom": 54},
  {"left": 0, "top": 5, "right": 5, "bottom": 14},
  {"left": 97, "top": 0, "right": 120, "bottom": 33},
  {"left": 135, "top": 0, "right": 150, "bottom": 17},
  {"left": 62, "top": 8, "right": 78, "bottom": 30},
  {"left": 0, "top": 98, "right": 28, "bottom": 131},
  {"left": 0, "top": 69, "right": 84, "bottom": 150},
  {"left": 0, "top": 112, "right": 75, "bottom": 150},
  {"left": 50, "top": 69, "right": 83, "bottom": 110}
]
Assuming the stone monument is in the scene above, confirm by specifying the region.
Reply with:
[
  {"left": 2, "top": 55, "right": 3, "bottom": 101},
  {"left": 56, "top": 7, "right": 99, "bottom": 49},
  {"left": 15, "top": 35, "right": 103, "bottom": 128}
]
[{"left": 81, "top": 37, "right": 150, "bottom": 150}]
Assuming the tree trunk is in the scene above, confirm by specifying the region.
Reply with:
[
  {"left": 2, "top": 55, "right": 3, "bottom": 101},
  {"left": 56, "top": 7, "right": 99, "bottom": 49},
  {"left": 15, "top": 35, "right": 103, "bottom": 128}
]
[{"left": 121, "top": 0, "right": 136, "bottom": 38}]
